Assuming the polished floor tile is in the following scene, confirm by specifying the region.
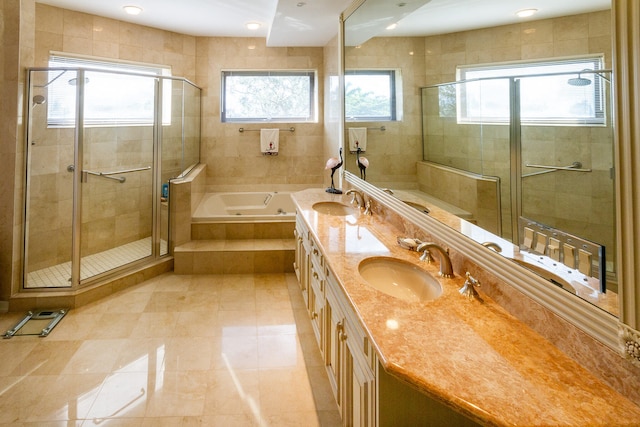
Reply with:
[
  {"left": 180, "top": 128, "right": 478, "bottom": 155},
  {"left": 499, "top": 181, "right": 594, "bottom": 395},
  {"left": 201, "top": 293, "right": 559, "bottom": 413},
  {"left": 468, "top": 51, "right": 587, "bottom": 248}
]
[{"left": 0, "top": 273, "right": 341, "bottom": 426}]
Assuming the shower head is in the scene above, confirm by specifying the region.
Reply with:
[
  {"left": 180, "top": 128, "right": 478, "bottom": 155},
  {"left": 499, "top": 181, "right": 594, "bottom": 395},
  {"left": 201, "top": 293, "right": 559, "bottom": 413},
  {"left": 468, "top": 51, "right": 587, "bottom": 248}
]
[
  {"left": 568, "top": 73, "right": 592, "bottom": 86},
  {"left": 32, "top": 95, "right": 46, "bottom": 106}
]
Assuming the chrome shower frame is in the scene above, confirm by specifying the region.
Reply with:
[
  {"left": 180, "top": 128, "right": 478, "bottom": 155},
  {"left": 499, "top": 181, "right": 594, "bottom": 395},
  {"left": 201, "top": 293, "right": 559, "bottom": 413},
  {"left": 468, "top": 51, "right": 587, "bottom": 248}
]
[{"left": 23, "top": 66, "right": 201, "bottom": 290}]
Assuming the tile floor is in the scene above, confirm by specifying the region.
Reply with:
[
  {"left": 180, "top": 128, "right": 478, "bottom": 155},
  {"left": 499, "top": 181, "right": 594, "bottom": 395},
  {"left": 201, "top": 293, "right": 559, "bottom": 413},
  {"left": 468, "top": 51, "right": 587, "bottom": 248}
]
[{"left": 0, "top": 272, "right": 341, "bottom": 426}]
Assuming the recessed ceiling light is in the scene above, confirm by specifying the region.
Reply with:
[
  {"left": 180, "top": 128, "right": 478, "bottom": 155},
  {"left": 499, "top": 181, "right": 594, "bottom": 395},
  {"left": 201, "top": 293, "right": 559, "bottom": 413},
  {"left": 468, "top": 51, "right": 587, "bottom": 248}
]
[
  {"left": 386, "top": 23, "right": 398, "bottom": 30},
  {"left": 246, "top": 22, "right": 261, "bottom": 31},
  {"left": 516, "top": 8, "right": 538, "bottom": 18},
  {"left": 123, "top": 5, "right": 142, "bottom": 15},
  {"left": 296, "top": 2, "right": 306, "bottom": 6}
]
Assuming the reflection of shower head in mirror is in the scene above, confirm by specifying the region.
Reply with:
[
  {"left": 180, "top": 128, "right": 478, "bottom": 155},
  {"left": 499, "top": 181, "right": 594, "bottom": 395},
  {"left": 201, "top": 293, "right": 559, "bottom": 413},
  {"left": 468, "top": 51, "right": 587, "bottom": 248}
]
[
  {"left": 32, "top": 95, "right": 46, "bottom": 106},
  {"left": 68, "top": 77, "right": 90, "bottom": 86},
  {"left": 567, "top": 69, "right": 611, "bottom": 86},
  {"left": 567, "top": 72, "right": 592, "bottom": 86}
]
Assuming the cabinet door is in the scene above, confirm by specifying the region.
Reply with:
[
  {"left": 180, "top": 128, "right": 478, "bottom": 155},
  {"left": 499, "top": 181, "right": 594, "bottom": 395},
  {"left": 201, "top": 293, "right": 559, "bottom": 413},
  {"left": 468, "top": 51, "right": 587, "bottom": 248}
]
[
  {"left": 294, "top": 228, "right": 303, "bottom": 281},
  {"left": 348, "top": 338, "right": 376, "bottom": 427},
  {"left": 325, "top": 287, "right": 344, "bottom": 409},
  {"left": 308, "top": 261, "right": 324, "bottom": 349}
]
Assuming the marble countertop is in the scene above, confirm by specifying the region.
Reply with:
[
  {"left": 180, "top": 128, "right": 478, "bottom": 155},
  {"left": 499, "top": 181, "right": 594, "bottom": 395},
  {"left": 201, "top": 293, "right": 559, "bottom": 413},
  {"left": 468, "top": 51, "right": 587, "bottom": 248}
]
[{"left": 293, "top": 188, "right": 640, "bottom": 427}]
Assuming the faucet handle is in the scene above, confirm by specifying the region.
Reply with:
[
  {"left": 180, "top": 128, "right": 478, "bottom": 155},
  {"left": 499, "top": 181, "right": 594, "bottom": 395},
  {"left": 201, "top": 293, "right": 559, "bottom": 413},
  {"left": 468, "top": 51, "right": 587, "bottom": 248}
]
[
  {"left": 419, "top": 249, "right": 435, "bottom": 263},
  {"left": 364, "top": 200, "right": 372, "bottom": 215},
  {"left": 460, "top": 272, "right": 481, "bottom": 299}
]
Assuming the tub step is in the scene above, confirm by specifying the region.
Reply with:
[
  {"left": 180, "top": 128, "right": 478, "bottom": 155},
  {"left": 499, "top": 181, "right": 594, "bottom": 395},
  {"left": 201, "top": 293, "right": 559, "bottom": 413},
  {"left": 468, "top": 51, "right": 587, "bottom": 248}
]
[
  {"left": 174, "top": 239, "right": 295, "bottom": 274},
  {"left": 191, "top": 222, "right": 295, "bottom": 241}
]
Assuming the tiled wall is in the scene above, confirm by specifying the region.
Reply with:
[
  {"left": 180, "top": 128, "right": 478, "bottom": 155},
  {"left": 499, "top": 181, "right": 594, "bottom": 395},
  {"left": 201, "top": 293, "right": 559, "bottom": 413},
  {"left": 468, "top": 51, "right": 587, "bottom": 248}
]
[
  {"left": 417, "top": 162, "right": 501, "bottom": 234},
  {"left": 423, "top": 11, "right": 611, "bottom": 85},
  {"left": 2, "top": 0, "right": 36, "bottom": 300},
  {"left": 323, "top": 34, "right": 341, "bottom": 190},
  {"left": 195, "top": 38, "right": 326, "bottom": 193},
  {"left": 343, "top": 37, "right": 426, "bottom": 188},
  {"left": 421, "top": 10, "right": 614, "bottom": 250},
  {"left": 170, "top": 164, "right": 206, "bottom": 250}
]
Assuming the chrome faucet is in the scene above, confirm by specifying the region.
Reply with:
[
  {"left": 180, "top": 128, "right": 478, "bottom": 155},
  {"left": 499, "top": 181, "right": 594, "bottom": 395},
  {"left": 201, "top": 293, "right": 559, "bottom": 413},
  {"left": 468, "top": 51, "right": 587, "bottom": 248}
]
[
  {"left": 345, "top": 189, "right": 365, "bottom": 208},
  {"left": 481, "top": 241, "right": 502, "bottom": 253},
  {"left": 416, "top": 242, "right": 454, "bottom": 277}
]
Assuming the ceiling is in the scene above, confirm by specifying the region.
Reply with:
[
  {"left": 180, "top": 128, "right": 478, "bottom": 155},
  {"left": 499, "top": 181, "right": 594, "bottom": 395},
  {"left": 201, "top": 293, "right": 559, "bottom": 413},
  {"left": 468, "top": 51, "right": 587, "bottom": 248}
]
[{"left": 36, "top": 0, "right": 611, "bottom": 47}]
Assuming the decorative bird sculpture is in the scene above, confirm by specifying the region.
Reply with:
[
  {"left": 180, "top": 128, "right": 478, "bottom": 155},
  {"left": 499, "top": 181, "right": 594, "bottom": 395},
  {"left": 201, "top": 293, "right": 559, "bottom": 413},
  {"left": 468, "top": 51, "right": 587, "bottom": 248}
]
[
  {"left": 325, "top": 147, "right": 343, "bottom": 194},
  {"left": 356, "top": 146, "right": 369, "bottom": 181}
]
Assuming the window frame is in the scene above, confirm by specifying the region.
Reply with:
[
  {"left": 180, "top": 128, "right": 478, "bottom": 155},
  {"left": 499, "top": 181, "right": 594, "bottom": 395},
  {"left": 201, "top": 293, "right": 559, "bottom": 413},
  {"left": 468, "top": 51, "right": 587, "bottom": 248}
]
[
  {"left": 220, "top": 70, "right": 317, "bottom": 123},
  {"left": 344, "top": 69, "right": 400, "bottom": 122},
  {"left": 455, "top": 56, "right": 606, "bottom": 126},
  {"left": 46, "top": 53, "right": 172, "bottom": 128}
]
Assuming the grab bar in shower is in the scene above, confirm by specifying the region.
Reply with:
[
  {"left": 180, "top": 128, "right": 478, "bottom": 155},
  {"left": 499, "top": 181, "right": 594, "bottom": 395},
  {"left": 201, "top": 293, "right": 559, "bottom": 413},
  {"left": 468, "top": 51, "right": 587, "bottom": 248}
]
[
  {"left": 522, "top": 161, "right": 591, "bottom": 178},
  {"left": 82, "top": 166, "right": 151, "bottom": 183}
]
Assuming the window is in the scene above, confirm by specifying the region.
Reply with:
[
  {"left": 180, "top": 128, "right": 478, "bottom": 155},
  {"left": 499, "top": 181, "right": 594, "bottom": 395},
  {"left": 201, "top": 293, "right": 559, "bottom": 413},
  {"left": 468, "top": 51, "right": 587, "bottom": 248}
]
[
  {"left": 345, "top": 70, "right": 400, "bottom": 121},
  {"left": 221, "top": 70, "right": 316, "bottom": 122},
  {"left": 47, "top": 54, "right": 171, "bottom": 127},
  {"left": 455, "top": 56, "right": 606, "bottom": 125}
]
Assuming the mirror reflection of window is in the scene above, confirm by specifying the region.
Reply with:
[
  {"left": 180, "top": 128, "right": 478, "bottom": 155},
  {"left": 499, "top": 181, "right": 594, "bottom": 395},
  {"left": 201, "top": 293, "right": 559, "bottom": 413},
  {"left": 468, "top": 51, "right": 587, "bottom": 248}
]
[
  {"left": 456, "top": 56, "right": 605, "bottom": 125},
  {"left": 345, "top": 69, "right": 401, "bottom": 121}
]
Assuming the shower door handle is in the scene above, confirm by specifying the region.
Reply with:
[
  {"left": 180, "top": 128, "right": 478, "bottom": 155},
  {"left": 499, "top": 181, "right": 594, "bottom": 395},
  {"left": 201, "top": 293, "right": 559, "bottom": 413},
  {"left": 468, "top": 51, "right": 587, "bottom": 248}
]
[
  {"left": 82, "top": 166, "right": 151, "bottom": 183},
  {"left": 95, "top": 166, "right": 152, "bottom": 175}
]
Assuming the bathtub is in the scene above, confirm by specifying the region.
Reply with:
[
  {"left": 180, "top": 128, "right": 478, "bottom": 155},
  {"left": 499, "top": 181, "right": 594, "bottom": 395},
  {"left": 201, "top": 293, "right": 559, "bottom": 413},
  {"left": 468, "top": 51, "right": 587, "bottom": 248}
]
[{"left": 192, "top": 191, "right": 296, "bottom": 222}]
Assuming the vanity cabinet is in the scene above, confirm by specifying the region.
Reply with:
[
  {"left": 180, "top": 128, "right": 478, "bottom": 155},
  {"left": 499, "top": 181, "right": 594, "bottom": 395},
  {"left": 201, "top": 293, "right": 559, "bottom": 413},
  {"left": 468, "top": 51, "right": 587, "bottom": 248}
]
[
  {"left": 295, "top": 217, "right": 377, "bottom": 427},
  {"left": 326, "top": 275, "right": 377, "bottom": 427},
  {"left": 294, "top": 215, "right": 310, "bottom": 306}
]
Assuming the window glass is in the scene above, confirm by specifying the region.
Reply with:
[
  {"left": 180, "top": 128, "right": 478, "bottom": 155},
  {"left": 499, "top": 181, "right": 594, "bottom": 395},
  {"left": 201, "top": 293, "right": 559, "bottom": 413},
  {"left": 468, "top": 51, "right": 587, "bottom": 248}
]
[
  {"left": 47, "top": 55, "right": 171, "bottom": 127},
  {"left": 345, "top": 70, "right": 398, "bottom": 121},
  {"left": 456, "top": 57, "right": 605, "bottom": 125},
  {"left": 221, "top": 71, "right": 316, "bottom": 122}
]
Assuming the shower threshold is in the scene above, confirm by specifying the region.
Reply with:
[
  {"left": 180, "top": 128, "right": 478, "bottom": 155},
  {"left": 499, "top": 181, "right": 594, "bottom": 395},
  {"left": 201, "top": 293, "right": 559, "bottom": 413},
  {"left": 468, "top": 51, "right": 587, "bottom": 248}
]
[
  {"left": 26, "top": 237, "right": 167, "bottom": 288},
  {"left": 3, "top": 309, "right": 67, "bottom": 338}
]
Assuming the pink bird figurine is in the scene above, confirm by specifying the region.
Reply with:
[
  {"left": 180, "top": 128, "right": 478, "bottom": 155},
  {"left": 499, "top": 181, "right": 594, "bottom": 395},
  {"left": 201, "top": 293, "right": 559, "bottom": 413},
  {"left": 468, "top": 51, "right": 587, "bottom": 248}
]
[{"left": 325, "top": 147, "right": 343, "bottom": 194}]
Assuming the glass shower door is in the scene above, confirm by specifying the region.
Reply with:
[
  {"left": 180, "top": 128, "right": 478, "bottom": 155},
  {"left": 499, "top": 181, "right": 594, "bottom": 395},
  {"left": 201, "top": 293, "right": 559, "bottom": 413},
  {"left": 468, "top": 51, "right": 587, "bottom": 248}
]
[
  {"left": 518, "top": 72, "right": 616, "bottom": 285},
  {"left": 23, "top": 69, "right": 79, "bottom": 288},
  {"left": 79, "top": 70, "right": 156, "bottom": 283}
]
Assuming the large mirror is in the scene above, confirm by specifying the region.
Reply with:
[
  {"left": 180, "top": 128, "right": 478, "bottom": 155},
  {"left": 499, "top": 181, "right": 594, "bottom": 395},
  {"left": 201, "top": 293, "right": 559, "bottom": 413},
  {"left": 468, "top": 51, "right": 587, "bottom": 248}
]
[{"left": 342, "top": 0, "right": 617, "bottom": 316}]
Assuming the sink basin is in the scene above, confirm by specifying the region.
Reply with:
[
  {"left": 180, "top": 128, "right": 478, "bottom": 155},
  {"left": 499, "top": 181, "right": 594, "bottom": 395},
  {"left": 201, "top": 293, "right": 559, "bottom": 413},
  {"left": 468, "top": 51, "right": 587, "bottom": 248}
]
[
  {"left": 313, "top": 201, "right": 357, "bottom": 216},
  {"left": 512, "top": 259, "right": 576, "bottom": 293},
  {"left": 358, "top": 257, "right": 442, "bottom": 303}
]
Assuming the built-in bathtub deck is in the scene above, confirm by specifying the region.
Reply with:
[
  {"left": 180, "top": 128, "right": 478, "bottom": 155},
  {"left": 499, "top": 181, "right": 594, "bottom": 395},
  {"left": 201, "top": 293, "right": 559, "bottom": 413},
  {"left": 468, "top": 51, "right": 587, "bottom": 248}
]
[{"left": 174, "top": 221, "right": 295, "bottom": 274}]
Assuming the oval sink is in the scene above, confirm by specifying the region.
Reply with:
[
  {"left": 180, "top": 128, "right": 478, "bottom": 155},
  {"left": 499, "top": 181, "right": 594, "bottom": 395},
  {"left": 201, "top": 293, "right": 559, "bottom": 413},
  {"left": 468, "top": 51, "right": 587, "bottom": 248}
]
[
  {"left": 313, "top": 201, "right": 358, "bottom": 216},
  {"left": 358, "top": 257, "right": 442, "bottom": 303}
]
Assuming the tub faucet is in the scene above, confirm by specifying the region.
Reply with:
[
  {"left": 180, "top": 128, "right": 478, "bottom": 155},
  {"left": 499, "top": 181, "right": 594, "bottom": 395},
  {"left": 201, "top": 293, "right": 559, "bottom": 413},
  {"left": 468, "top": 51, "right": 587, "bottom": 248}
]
[
  {"left": 416, "top": 242, "right": 454, "bottom": 278},
  {"left": 345, "top": 189, "right": 365, "bottom": 208}
]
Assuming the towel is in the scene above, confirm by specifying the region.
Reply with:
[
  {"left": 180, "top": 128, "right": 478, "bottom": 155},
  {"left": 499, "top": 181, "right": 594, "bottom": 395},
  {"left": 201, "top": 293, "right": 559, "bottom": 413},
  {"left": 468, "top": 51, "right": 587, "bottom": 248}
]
[
  {"left": 260, "top": 129, "right": 279, "bottom": 155},
  {"left": 349, "top": 127, "right": 367, "bottom": 153}
]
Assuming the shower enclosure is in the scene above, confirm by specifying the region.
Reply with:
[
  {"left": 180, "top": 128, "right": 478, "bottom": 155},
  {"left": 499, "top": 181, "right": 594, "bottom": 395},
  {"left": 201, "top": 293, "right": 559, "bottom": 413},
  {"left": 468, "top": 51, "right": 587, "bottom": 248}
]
[
  {"left": 421, "top": 69, "right": 615, "bottom": 282},
  {"left": 24, "top": 67, "right": 200, "bottom": 289}
]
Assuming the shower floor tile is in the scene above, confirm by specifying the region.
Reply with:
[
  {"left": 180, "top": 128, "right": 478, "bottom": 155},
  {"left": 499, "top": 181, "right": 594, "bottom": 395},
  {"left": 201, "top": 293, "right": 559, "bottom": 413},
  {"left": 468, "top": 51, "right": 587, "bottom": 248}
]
[{"left": 25, "top": 238, "right": 168, "bottom": 288}]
